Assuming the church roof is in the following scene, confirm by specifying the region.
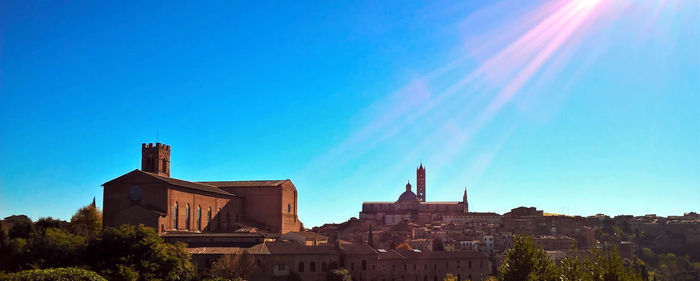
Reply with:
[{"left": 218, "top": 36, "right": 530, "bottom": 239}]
[
  {"left": 398, "top": 190, "right": 418, "bottom": 202},
  {"left": 248, "top": 241, "right": 337, "bottom": 255},
  {"left": 103, "top": 169, "right": 235, "bottom": 196},
  {"left": 340, "top": 242, "right": 378, "bottom": 255},
  {"left": 187, "top": 247, "right": 243, "bottom": 255},
  {"left": 198, "top": 180, "right": 288, "bottom": 187}
]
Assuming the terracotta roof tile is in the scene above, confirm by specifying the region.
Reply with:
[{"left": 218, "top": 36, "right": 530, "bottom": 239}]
[
  {"left": 187, "top": 247, "right": 243, "bottom": 255},
  {"left": 248, "top": 241, "right": 337, "bottom": 255},
  {"left": 103, "top": 170, "right": 234, "bottom": 197},
  {"left": 198, "top": 180, "right": 288, "bottom": 187}
]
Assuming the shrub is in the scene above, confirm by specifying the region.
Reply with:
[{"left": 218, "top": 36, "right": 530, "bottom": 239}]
[{"left": 0, "top": 267, "right": 106, "bottom": 281}]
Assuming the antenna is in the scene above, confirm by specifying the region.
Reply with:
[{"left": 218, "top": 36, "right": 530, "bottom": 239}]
[{"left": 157, "top": 129, "right": 159, "bottom": 143}]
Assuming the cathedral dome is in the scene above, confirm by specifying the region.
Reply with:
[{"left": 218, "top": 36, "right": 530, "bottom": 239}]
[{"left": 398, "top": 190, "right": 418, "bottom": 202}]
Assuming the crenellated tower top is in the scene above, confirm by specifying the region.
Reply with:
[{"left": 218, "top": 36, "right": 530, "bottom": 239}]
[{"left": 141, "top": 142, "right": 170, "bottom": 177}]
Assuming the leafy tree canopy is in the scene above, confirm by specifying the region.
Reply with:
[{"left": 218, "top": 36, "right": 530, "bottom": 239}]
[
  {"left": 499, "top": 235, "right": 558, "bottom": 281},
  {"left": 0, "top": 267, "right": 106, "bottom": 281},
  {"left": 326, "top": 268, "right": 352, "bottom": 281},
  {"left": 85, "top": 224, "right": 195, "bottom": 281}
]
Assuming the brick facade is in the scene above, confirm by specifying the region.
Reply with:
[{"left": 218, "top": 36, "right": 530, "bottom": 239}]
[{"left": 102, "top": 143, "right": 303, "bottom": 235}]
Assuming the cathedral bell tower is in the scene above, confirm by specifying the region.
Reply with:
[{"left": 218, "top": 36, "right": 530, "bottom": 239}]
[
  {"left": 416, "top": 163, "right": 426, "bottom": 202},
  {"left": 141, "top": 143, "right": 170, "bottom": 177}
]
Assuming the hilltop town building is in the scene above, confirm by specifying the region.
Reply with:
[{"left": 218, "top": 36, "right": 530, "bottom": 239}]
[
  {"left": 102, "top": 143, "right": 303, "bottom": 236},
  {"left": 359, "top": 165, "right": 499, "bottom": 225}
]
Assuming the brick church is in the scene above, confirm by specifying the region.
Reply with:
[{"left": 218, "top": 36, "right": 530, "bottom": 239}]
[
  {"left": 102, "top": 143, "right": 303, "bottom": 235},
  {"left": 359, "top": 164, "right": 499, "bottom": 225}
]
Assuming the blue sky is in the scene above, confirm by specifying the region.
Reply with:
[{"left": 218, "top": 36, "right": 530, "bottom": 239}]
[{"left": 1, "top": 0, "right": 698, "bottom": 227}]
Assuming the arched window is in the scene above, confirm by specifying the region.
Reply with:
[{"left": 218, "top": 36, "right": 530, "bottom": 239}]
[
  {"left": 362, "top": 260, "right": 367, "bottom": 271},
  {"left": 310, "top": 262, "right": 316, "bottom": 272},
  {"left": 207, "top": 207, "right": 212, "bottom": 228},
  {"left": 196, "top": 206, "right": 201, "bottom": 231},
  {"left": 322, "top": 262, "right": 327, "bottom": 272},
  {"left": 469, "top": 261, "right": 472, "bottom": 268},
  {"left": 185, "top": 204, "right": 190, "bottom": 230},
  {"left": 217, "top": 208, "right": 222, "bottom": 229},
  {"left": 173, "top": 203, "right": 179, "bottom": 229},
  {"left": 162, "top": 158, "right": 167, "bottom": 172},
  {"left": 287, "top": 204, "right": 291, "bottom": 213},
  {"left": 298, "top": 262, "right": 304, "bottom": 273}
]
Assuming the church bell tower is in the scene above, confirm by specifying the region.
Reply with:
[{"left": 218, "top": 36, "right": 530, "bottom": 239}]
[
  {"left": 416, "top": 163, "right": 426, "bottom": 202},
  {"left": 142, "top": 143, "right": 170, "bottom": 177}
]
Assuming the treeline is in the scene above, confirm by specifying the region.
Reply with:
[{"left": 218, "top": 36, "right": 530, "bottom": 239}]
[
  {"left": 594, "top": 217, "right": 700, "bottom": 280},
  {"left": 638, "top": 247, "right": 700, "bottom": 281},
  {"left": 498, "top": 235, "right": 700, "bottom": 281},
  {"left": 2, "top": 205, "right": 698, "bottom": 281},
  {"left": 0, "top": 204, "right": 196, "bottom": 281}
]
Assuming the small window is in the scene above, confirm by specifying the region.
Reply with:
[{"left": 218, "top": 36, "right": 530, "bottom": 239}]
[
  {"left": 362, "top": 260, "right": 367, "bottom": 271},
  {"left": 288, "top": 204, "right": 291, "bottom": 213},
  {"left": 298, "top": 262, "right": 304, "bottom": 273},
  {"left": 278, "top": 264, "right": 285, "bottom": 271},
  {"left": 217, "top": 208, "right": 222, "bottom": 229},
  {"left": 310, "top": 262, "right": 316, "bottom": 272},
  {"left": 196, "top": 206, "right": 201, "bottom": 231},
  {"left": 173, "top": 203, "right": 179, "bottom": 229},
  {"left": 322, "top": 262, "right": 327, "bottom": 272},
  {"left": 207, "top": 208, "right": 212, "bottom": 226},
  {"left": 185, "top": 204, "right": 190, "bottom": 230}
]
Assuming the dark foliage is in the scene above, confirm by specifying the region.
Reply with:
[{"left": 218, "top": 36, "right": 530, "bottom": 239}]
[
  {"left": 85, "top": 224, "right": 195, "bottom": 281},
  {"left": 0, "top": 267, "right": 106, "bottom": 281},
  {"left": 326, "top": 268, "right": 352, "bottom": 281}
]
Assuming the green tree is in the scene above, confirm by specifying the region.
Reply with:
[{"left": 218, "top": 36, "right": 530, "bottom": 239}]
[
  {"left": 0, "top": 221, "right": 11, "bottom": 271},
  {"left": 326, "top": 268, "right": 352, "bottom": 281},
  {"left": 443, "top": 273, "right": 458, "bottom": 281},
  {"left": 70, "top": 204, "right": 102, "bottom": 238},
  {"left": 498, "top": 235, "right": 558, "bottom": 281},
  {"left": 559, "top": 255, "right": 592, "bottom": 281},
  {"left": 0, "top": 267, "right": 106, "bottom": 281},
  {"left": 208, "top": 251, "right": 257, "bottom": 280},
  {"left": 85, "top": 225, "right": 194, "bottom": 281},
  {"left": 35, "top": 217, "right": 69, "bottom": 232},
  {"left": 585, "top": 246, "right": 645, "bottom": 281},
  {"left": 653, "top": 253, "right": 699, "bottom": 281},
  {"left": 7, "top": 219, "right": 33, "bottom": 240},
  {"left": 25, "top": 227, "right": 87, "bottom": 269}
]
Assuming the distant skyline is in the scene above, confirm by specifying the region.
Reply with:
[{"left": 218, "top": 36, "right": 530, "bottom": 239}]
[{"left": 1, "top": 0, "right": 698, "bottom": 227}]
